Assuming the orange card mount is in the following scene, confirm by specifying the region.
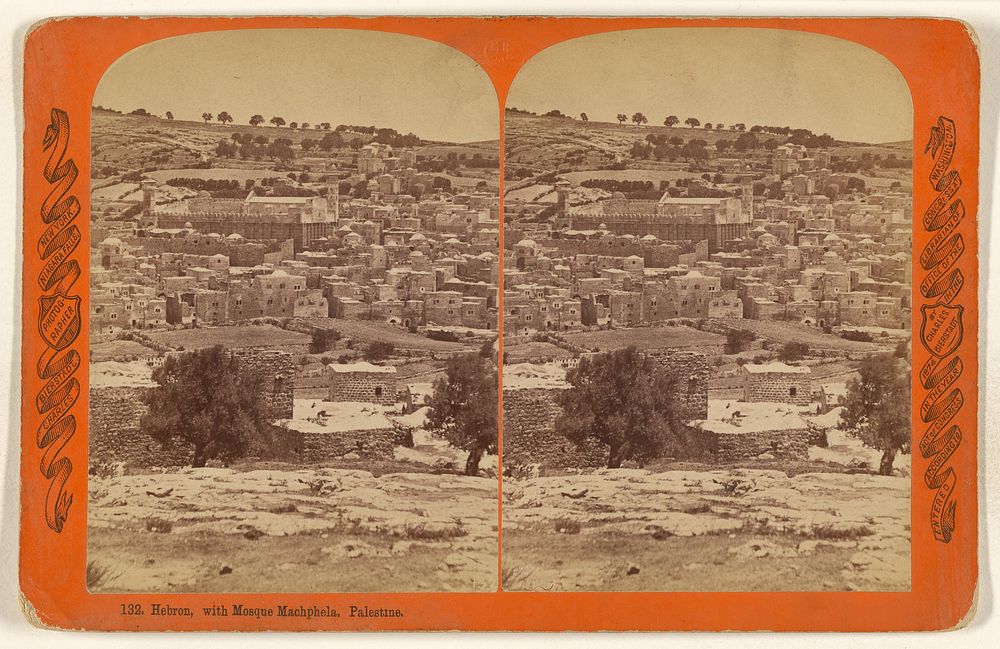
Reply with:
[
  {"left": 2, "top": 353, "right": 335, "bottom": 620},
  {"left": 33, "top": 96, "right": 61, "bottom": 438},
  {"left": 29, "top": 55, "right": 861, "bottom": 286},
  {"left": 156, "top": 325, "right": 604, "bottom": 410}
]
[{"left": 20, "top": 16, "right": 979, "bottom": 631}]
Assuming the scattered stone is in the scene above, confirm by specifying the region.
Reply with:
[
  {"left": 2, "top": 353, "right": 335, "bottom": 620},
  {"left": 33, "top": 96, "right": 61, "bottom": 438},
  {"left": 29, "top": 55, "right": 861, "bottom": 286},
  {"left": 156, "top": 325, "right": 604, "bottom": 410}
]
[
  {"left": 219, "top": 564, "right": 233, "bottom": 575},
  {"left": 560, "top": 487, "right": 589, "bottom": 499},
  {"left": 625, "top": 563, "right": 641, "bottom": 576},
  {"left": 728, "top": 539, "right": 798, "bottom": 559},
  {"left": 323, "top": 540, "right": 385, "bottom": 559}
]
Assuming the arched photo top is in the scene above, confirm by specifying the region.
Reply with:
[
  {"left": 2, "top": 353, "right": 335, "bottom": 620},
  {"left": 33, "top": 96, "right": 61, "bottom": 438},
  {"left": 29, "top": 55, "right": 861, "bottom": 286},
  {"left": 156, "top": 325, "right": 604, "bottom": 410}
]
[
  {"left": 506, "top": 27, "right": 912, "bottom": 145},
  {"left": 94, "top": 28, "right": 498, "bottom": 143}
]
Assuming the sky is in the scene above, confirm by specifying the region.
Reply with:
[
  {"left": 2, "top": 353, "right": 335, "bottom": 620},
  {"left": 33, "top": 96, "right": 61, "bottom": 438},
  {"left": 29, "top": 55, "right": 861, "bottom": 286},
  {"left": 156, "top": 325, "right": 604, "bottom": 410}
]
[
  {"left": 506, "top": 28, "right": 913, "bottom": 144},
  {"left": 94, "top": 29, "right": 499, "bottom": 143}
]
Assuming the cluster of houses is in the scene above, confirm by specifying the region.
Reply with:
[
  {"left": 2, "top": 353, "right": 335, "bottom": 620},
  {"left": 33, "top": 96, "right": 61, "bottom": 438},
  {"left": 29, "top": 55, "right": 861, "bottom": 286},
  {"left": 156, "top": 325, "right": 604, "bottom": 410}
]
[
  {"left": 90, "top": 143, "right": 500, "bottom": 336},
  {"left": 503, "top": 149, "right": 912, "bottom": 335}
]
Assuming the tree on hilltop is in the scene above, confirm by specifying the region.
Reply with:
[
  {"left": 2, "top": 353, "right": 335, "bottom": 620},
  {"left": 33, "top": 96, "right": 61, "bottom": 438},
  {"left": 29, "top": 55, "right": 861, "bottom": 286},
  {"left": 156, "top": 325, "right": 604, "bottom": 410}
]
[
  {"left": 555, "top": 347, "right": 679, "bottom": 469},
  {"left": 840, "top": 354, "right": 911, "bottom": 475},
  {"left": 270, "top": 116, "right": 286, "bottom": 128},
  {"left": 685, "top": 117, "right": 700, "bottom": 128},
  {"left": 580, "top": 112, "right": 589, "bottom": 122},
  {"left": 631, "top": 112, "right": 648, "bottom": 127},
  {"left": 289, "top": 122, "right": 298, "bottom": 129},
  {"left": 217, "top": 111, "right": 233, "bottom": 125},
  {"left": 141, "top": 346, "right": 270, "bottom": 468},
  {"left": 165, "top": 111, "right": 173, "bottom": 120},
  {"left": 249, "top": 114, "right": 265, "bottom": 127},
  {"left": 716, "top": 123, "right": 725, "bottom": 130},
  {"left": 201, "top": 112, "right": 213, "bottom": 124},
  {"left": 704, "top": 122, "right": 714, "bottom": 130},
  {"left": 617, "top": 113, "right": 628, "bottom": 125},
  {"left": 664, "top": 115, "right": 679, "bottom": 128},
  {"left": 426, "top": 354, "right": 498, "bottom": 476}
]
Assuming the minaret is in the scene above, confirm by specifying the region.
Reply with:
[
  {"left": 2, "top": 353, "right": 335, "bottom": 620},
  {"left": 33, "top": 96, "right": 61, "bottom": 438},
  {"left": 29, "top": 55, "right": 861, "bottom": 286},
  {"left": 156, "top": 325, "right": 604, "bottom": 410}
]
[
  {"left": 554, "top": 179, "right": 572, "bottom": 229},
  {"left": 140, "top": 179, "right": 158, "bottom": 229},
  {"left": 741, "top": 183, "right": 754, "bottom": 222},
  {"left": 326, "top": 182, "right": 340, "bottom": 223}
]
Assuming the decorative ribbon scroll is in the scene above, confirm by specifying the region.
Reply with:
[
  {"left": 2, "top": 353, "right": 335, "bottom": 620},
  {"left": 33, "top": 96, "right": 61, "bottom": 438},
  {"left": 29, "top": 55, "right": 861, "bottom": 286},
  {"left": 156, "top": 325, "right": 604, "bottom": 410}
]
[
  {"left": 36, "top": 108, "right": 82, "bottom": 533},
  {"left": 918, "top": 116, "right": 965, "bottom": 543}
]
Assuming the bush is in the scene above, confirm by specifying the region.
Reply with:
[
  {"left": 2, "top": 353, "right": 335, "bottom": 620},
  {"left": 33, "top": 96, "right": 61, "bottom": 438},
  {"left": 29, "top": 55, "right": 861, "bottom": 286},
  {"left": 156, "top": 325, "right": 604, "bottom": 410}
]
[
  {"left": 364, "top": 341, "right": 395, "bottom": 361},
  {"left": 839, "top": 330, "right": 874, "bottom": 343},
  {"left": 426, "top": 329, "right": 460, "bottom": 342},
  {"left": 724, "top": 329, "right": 756, "bottom": 354},
  {"left": 553, "top": 517, "right": 581, "bottom": 534},
  {"left": 144, "top": 518, "right": 174, "bottom": 533},
  {"left": 86, "top": 561, "right": 119, "bottom": 590},
  {"left": 398, "top": 522, "right": 467, "bottom": 540},
  {"left": 778, "top": 342, "right": 809, "bottom": 361},
  {"left": 309, "top": 328, "right": 340, "bottom": 353}
]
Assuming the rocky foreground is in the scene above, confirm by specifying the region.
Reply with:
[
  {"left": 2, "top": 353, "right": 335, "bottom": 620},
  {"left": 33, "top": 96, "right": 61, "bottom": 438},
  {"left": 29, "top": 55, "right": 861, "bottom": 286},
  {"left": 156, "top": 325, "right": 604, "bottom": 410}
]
[
  {"left": 88, "top": 467, "right": 498, "bottom": 592},
  {"left": 503, "top": 468, "right": 910, "bottom": 591}
]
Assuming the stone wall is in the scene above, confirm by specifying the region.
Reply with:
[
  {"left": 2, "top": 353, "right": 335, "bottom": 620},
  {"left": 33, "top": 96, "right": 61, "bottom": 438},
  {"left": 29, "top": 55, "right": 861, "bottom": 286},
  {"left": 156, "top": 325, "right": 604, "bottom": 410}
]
[
  {"left": 328, "top": 372, "right": 398, "bottom": 405},
  {"left": 743, "top": 372, "right": 813, "bottom": 406},
  {"left": 91, "top": 348, "right": 295, "bottom": 467},
  {"left": 230, "top": 348, "right": 296, "bottom": 418},
  {"left": 89, "top": 386, "right": 193, "bottom": 468},
  {"left": 502, "top": 387, "right": 607, "bottom": 470},
  {"left": 643, "top": 350, "right": 710, "bottom": 420},
  {"left": 297, "top": 426, "right": 403, "bottom": 462},
  {"left": 690, "top": 425, "right": 827, "bottom": 462}
]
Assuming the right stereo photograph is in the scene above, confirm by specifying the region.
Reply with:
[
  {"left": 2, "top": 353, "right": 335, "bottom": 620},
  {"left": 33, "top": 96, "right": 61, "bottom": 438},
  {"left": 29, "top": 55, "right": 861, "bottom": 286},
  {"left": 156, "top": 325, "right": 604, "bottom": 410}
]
[{"left": 501, "top": 27, "right": 913, "bottom": 592}]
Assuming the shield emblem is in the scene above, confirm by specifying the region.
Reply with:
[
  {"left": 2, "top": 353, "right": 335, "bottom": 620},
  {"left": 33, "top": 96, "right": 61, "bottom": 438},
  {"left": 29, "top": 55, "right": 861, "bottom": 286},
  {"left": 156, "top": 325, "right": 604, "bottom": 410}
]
[
  {"left": 920, "top": 303, "right": 964, "bottom": 358},
  {"left": 38, "top": 293, "right": 81, "bottom": 351}
]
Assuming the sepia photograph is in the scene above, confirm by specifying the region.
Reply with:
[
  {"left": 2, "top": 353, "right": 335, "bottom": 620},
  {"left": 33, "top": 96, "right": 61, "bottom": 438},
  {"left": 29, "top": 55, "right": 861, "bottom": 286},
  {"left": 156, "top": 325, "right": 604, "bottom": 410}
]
[
  {"left": 86, "top": 28, "right": 501, "bottom": 593},
  {"left": 500, "top": 28, "right": 913, "bottom": 592}
]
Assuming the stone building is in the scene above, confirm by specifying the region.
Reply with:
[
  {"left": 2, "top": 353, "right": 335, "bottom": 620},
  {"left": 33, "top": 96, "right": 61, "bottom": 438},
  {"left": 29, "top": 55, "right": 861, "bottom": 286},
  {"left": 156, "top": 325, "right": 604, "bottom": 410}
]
[
  {"left": 569, "top": 189, "right": 752, "bottom": 253},
  {"left": 152, "top": 184, "right": 340, "bottom": 250},
  {"left": 327, "top": 361, "right": 398, "bottom": 405},
  {"left": 741, "top": 362, "right": 812, "bottom": 406}
]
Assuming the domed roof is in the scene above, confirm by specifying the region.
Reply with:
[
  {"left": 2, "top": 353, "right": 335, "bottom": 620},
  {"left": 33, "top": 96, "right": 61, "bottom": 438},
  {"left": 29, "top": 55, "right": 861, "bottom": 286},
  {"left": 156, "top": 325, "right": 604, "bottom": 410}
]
[
  {"left": 100, "top": 236, "right": 123, "bottom": 246},
  {"left": 226, "top": 233, "right": 244, "bottom": 241},
  {"left": 517, "top": 238, "right": 537, "bottom": 248},
  {"left": 612, "top": 191, "right": 626, "bottom": 199},
  {"left": 183, "top": 221, "right": 193, "bottom": 229}
]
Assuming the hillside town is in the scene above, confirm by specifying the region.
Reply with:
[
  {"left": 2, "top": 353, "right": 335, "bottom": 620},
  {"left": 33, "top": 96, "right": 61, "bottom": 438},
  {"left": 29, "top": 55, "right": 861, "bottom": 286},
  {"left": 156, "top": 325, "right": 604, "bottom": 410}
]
[
  {"left": 504, "top": 128, "right": 912, "bottom": 335},
  {"left": 87, "top": 102, "right": 501, "bottom": 593},
  {"left": 500, "top": 107, "right": 913, "bottom": 592}
]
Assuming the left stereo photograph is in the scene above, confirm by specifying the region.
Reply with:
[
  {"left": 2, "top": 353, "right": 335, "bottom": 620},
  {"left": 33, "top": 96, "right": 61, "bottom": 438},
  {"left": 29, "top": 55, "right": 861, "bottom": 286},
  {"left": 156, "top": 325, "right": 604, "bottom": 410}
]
[{"left": 86, "top": 28, "right": 501, "bottom": 593}]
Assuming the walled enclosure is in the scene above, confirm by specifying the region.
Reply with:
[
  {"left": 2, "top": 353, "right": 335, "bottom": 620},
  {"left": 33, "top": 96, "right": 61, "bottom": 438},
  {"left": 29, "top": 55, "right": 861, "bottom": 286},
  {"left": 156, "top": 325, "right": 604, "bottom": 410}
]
[
  {"left": 501, "top": 386, "right": 608, "bottom": 470},
  {"left": 689, "top": 425, "right": 828, "bottom": 462},
  {"left": 90, "top": 348, "right": 296, "bottom": 467}
]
